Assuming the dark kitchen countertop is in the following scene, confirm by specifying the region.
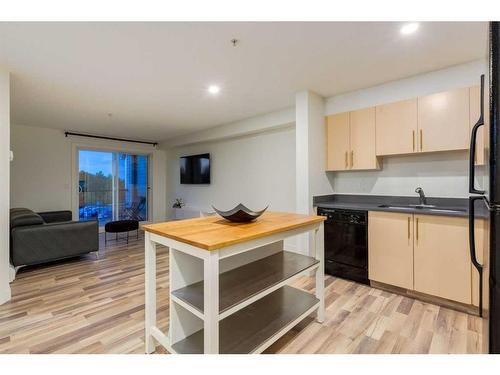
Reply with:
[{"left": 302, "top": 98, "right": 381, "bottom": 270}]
[{"left": 313, "top": 194, "right": 489, "bottom": 219}]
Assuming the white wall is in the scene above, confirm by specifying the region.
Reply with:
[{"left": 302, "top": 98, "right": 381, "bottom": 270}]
[
  {"left": 325, "top": 60, "right": 486, "bottom": 115},
  {"left": 11, "top": 125, "right": 71, "bottom": 211},
  {"left": 166, "top": 126, "right": 296, "bottom": 248},
  {"left": 332, "top": 151, "right": 474, "bottom": 198},
  {"left": 164, "top": 108, "right": 295, "bottom": 147},
  {"left": 320, "top": 59, "right": 487, "bottom": 198},
  {"left": 10, "top": 124, "right": 167, "bottom": 223},
  {"left": 0, "top": 68, "right": 11, "bottom": 304}
]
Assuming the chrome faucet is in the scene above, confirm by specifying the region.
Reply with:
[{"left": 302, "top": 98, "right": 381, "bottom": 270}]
[{"left": 415, "top": 187, "right": 427, "bottom": 206}]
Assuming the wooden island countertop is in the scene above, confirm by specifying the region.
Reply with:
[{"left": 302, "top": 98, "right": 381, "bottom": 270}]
[{"left": 142, "top": 211, "right": 325, "bottom": 251}]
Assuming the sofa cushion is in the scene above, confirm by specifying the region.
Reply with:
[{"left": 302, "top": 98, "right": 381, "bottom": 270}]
[
  {"left": 10, "top": 208, "right": 44, "bottom": 228},
  {"left": 38, "top": 210, "right": 72, "bottom": 223}
]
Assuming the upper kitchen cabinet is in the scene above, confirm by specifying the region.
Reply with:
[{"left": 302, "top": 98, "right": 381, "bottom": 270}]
[
  {"left": 350, "top": 107, "right": 378, "bottom": 170},
  {"left": 470, "top": 85, "right": 485, "bottom": 166},
  {"left": 326, "top": 112, "right": 350, "bottom": 170},
  {"left": 417, "top": 87, "right": 470, "bottom": 153},
  {"left": 326, "top": 85, "right": 477, "bottom": 171},
  {"left": 376, "top": 98, "right": 418, "bottom": 156},
  {"left": 326, "top": 108, "right": 379, "bottom": 171}
]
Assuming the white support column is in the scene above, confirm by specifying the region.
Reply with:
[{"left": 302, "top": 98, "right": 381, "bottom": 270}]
[
  {"left": 313, "top": 225, "right": 325, "bottom": 323},
  {"left": 0, "top": 68, "right": 11, "bottom": 305},
  {"left": 144, "top": 231, "right": 157, "bottom": 353},
  {"left": 295, "top": 90, "right": 328, "bottom": 256},
  {"left": 203, "top": 250, "right": 219, "bottom": 354}
]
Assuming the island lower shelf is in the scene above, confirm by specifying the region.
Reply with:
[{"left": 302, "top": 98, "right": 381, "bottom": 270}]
[
  {"left": 171, "top": 250, "right": 319, "bottom": 316},
  {"left": 171, "top": 285, "right": 320, "bottom": 354}
]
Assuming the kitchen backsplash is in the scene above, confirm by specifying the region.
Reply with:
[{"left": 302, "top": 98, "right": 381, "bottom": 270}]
[{"left": 328, "top": 150, "right": 482, "bottom": 198}]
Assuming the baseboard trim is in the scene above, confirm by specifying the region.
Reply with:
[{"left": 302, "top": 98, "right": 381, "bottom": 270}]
[
  {"left": 9, "top": 264, "right": 16, "bottom": 282},
  {"left": 0, "top": 284, "right": 11, "bottom": 305},
  {"left": 370, "top": 280, "right": 479, "bottom": 316}
]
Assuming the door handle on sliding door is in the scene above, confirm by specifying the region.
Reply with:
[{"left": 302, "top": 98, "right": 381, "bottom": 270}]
[{"left": 469, "top": 74, "right": 485, "bottom": 194}]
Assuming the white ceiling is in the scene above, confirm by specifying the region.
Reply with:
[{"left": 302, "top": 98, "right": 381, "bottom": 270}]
[{"left": 0, "top": 22, "right": 488, "bottom": 142}]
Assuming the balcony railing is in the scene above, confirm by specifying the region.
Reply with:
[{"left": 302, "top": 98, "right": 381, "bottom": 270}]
[{"left": 79, "top": 189, "right": 147, "bottom": 224}]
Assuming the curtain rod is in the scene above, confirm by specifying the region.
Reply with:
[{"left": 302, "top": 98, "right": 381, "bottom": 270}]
[{"left": 64, "top": 131, "right": 158, "bottom": 147}]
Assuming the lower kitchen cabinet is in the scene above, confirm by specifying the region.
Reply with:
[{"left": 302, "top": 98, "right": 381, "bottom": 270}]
[
  {"left": 368, "top": 211, "right": 478, "bottom": 307},
  {"left": 413, "top": 215, "right": 472, "bottom": 305},
  {"left": 368, "top": 211, "right": 414, "bottom": 290}
]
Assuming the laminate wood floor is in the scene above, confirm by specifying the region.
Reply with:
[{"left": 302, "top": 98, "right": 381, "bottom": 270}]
[{"left": 0, "top": 233, "right": 484, "bottom": 354}]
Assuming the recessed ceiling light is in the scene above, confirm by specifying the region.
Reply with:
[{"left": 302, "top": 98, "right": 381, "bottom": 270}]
[
  {"left": 208, "top": 85, "right": 220, "bottom": 95},
  {"left": 400, "top": 23, "right": 419, "bottom": 35}
]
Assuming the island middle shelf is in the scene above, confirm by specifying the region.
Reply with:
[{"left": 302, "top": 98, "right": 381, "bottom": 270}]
[{"left": 171, "top": 250, "right": 319, "bottom": 318}]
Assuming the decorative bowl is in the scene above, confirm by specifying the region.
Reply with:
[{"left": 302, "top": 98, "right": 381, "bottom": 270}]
[{"left": 212, "top": 203, "right": 268, "bottom": 223}]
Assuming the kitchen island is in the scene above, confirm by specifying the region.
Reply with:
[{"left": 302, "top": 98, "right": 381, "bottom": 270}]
[{"left": 142, "top": 211, "right": 326, "bottom": 354}]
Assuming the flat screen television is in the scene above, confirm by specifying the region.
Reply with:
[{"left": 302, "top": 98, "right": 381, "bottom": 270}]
[{"left": 180, "top": 153, "right": 210, "bottom": 184}]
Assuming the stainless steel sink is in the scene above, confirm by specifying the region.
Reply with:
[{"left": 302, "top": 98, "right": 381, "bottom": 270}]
[
  {"left": 426, "top": 207, "right": 467, "bottom": 214},
  {"left": 377, "top": 204, "right": 466, "bottom": 214},
  {"left": 377, "top": 204, "right": 420, "bottom": 210}
]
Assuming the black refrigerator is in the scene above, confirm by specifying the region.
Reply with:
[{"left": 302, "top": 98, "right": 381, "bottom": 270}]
[{"left": 469, "top": 21, "right": 500, "bottom": 354}]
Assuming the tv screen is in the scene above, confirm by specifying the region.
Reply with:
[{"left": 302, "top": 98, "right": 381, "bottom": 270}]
[{"left": 180, "top": 153, "right": 210, "bottom": 184}]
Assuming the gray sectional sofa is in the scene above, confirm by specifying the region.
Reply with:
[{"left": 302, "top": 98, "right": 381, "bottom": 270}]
[{"left": 10, "top": 208, "right": 99, "bottom": 270}]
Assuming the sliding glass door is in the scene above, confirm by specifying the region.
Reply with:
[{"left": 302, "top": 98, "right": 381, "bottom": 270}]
[{"left": 78, "top": 149, "right": 149, "bottom": 225}]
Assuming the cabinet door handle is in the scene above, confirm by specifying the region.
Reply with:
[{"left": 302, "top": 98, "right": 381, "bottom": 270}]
[
  {"left": 345, "top": 151, "right": 348, "bottom": 169},
  {"left": 420, "top": 129, "right": 423, "bottom": 151},
  {"left": 412, "top": 131, "right": 415, "bottom": 152},
  {"left": 350, "top": 150, "right": 354, "bottom": 168},
  {"left": 407, "top": 217, "right": 410, "bottom": 239},
  {"left": 416, "top": 218, "right": 419, "bottom": 242}
]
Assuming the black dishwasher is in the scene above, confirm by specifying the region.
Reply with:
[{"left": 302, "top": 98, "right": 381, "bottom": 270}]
[{"left": 318, "top": 208, "right": 369, "bottom": 285}]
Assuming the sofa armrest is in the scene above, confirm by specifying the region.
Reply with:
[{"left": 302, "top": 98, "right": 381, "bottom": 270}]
[
  {"left": 11, "top": 220, "right": 99, "bottom": 267},
  {"left": 37, "top": 210, "right": 73, "bottom": 223}
]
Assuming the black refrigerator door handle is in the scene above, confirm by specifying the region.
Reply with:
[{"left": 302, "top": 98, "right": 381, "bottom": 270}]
[
  {"left": 468, "top": 196, "right": 484, "bottom": 317},
  {"left": 469, "top": 74, "right": 485, "bottom": 195},
  {"left": 469, "top": 119, "right": 485, "bottom": 194}
]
